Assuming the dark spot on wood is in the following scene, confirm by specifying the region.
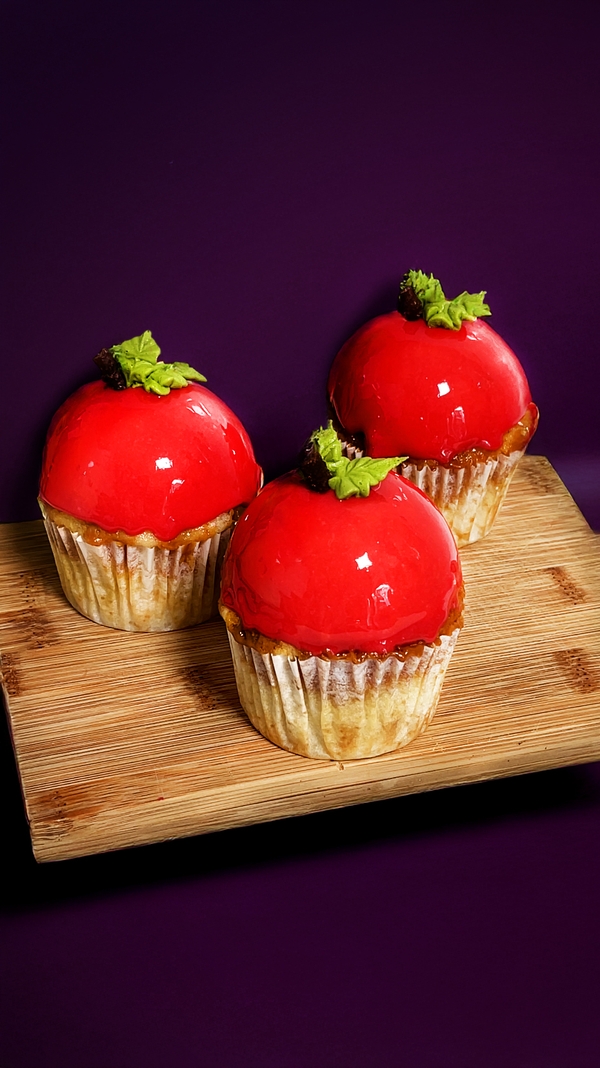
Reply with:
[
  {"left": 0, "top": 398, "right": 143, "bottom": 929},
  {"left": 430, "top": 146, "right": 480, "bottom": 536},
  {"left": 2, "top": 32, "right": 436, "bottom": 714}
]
[
  {"left": 31, "top": 789, "right": 75, "bottom": 838},
  {"left": 31, "top": 784, "right": 106, "bottom": 836},
  {"left": 17, "top": 569, "right": 57, "bottom": 648},
  {"left": 553, "top": 648, "right": 598, "bottom": 693},
  {"left": 184, "top": 666, "right": 220, "bottom": 710},
  {"left": 0, "top": 652, "right": 21, "bottom": 697},
  {"left": 184, "top": 662, "right": 239, "bottom": 712},
  {"left": 19, "top": 608, "right": 55, "bottom": 648},
  {"left": 545, "top": 566, "right": 587, "bottom": 604}
]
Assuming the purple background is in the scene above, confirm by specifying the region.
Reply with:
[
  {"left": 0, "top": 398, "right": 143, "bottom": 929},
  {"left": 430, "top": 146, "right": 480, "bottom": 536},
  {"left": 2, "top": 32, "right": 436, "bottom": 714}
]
[{"left": 1, "top": 3, "right": 600, "bottom": 1066}]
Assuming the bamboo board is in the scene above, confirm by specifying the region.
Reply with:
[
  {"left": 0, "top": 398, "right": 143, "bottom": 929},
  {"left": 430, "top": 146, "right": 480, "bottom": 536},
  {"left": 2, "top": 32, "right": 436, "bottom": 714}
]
[{"left": 1, "top": 456, "right": 599, "bottom": 863}]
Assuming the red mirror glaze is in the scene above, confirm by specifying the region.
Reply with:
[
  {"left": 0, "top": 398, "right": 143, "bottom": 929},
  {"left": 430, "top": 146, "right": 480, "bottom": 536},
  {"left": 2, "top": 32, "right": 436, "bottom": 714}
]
[
  {"left": 40, "top": 381, "right": 262, "bottom": 540},
  {"left": 220, "top": 471, "right": 462, "bottom": 655},
  {"left": 328, "top": 312, "right": 533, "bottom": 462}
]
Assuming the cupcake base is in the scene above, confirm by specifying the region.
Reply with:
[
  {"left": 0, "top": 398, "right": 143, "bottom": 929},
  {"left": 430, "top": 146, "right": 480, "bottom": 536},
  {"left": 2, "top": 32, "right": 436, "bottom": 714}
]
[
  {"left": 226, "top": 630, "right": 459, "bottom": 761},
  {"left": 40, "top": 503, "right": 237, "bottom": 631},
  {"left": 400, "top": 448, "right": 525, "bottom": 548}
]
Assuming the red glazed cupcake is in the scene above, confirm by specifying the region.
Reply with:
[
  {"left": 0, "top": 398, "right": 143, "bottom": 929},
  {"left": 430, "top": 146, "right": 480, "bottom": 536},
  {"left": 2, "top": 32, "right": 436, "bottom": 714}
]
[
  {"left": 219, "top": 426, "right": 463, "bottom": 761},
  {"left": 39, "top": 331, "right": 262, "bottom": 631},
  {"left": 328, "top": 270, "right": 539, "bottom": 547}
]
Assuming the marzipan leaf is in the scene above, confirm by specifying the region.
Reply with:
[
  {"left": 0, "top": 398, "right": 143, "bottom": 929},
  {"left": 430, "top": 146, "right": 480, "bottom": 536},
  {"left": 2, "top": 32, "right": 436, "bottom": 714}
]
[
  {"left": 311, "top": 423, "right": 343, "bottom": 468},
  {"left": 402, "top": 270, "right": 491, "bottom": 331},
  {"left": 112, "top": 330, "right": 161, "bottom": 365},
  {"left": 327, "top": 455, "right": 405, "bottom": 499},
  {"left": 404, "top": 270, "right": 445, "bottom": 308},
  {"left": 425, "top": 290, "right": 490, "bottom": 329},
  {"left": 109, "top": 331, "right": 207, "bottom": 393},
  {"left": 310, "top": 422, "right": 405, "bottom": 499}
]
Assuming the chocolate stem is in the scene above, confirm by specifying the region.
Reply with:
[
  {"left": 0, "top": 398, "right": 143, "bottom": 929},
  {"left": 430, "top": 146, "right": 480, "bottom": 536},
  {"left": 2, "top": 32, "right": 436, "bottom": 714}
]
[
  {"left": 397, "top": 272, "right": 424, "bottom": 320},
  {"left": 298, "top": 437, "right": 331, "bottom": 493},
  {"left": 398, "top": 269, "right": 491, "bottom": 329},
  {"left": 93, "top": 348, "right": 127, "bottom": 390}
]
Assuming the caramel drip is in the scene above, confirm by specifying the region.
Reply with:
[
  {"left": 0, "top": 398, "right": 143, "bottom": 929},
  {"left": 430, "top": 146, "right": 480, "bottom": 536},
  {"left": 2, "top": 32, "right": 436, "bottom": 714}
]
[
  {"left": 403, "top": 405, "right": 539, "bottom": 471},
  {"left": 39, "top": 500, "right": 245, "bottom": 549},
  {"left": 219, "top": 585, "right": 464, "bottom": 664},
  {"left": 330, "top": 403, "right": 538, "bottom": 470}
]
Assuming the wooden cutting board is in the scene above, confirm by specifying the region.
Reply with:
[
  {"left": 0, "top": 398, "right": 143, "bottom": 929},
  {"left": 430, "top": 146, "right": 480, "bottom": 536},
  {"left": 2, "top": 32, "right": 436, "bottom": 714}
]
[{"left": 1, "top": 455, "right": 599, "bottom": 863}]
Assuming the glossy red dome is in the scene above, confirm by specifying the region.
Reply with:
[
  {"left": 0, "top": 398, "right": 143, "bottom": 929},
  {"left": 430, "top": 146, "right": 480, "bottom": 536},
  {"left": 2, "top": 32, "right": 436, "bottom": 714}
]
[
  {"left": 40, "top": 381, "right": 262, "bottom": 540},
  {"left": 220, "top": 471, "right": 462, "bottom": 656},
  {"left": 328, "top": 312, "right": 533, "bottom": 462}
]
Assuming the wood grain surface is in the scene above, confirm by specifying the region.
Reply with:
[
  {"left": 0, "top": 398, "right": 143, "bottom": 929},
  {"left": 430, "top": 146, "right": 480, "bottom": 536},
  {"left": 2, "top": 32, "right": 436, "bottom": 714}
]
[{"left": 1, "top": 456, "right": 599, "bottom": 863}]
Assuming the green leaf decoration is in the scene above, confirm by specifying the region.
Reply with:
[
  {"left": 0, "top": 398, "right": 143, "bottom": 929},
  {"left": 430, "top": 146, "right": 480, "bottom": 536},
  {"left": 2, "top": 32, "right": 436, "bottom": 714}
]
[
  {"left": 402, "top": 269, "right": 491, "bottom": 331},
  {"left": 111, "top": 329, "right": 161, "bottom": 365},
  {"left": 402, "top": 269, "right": 446, "bottom": 309},
  {"left": 109, "top": 331, "right": 207, "bottom": 393},
  {"left": 311, "top": 423, "right": 344, "bottom": 468},
  {"left": 327, "top": 455, "right": 405, "bottom": 499},
  {"left": 310, "top": 423, "right": 406, "bottom": 499}
]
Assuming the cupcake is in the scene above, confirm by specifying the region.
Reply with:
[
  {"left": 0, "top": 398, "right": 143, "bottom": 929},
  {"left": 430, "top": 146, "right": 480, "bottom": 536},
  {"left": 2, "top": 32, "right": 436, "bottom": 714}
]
[
  {"left": 39, "top": 330, "right": 262, "bottom": 631},
  {"left": 219, "top": 425, "right": 463, "bottom": 761},
  {"left": 328, "top": 270, "right": 539, "bottom": 547}
]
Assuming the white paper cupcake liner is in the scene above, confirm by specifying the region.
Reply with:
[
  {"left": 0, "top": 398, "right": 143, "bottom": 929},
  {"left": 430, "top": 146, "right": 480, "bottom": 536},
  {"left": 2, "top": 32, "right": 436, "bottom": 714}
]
[
  {"left": 226, "top": 629, "right": 459, "bottom": 761},
  {"left": 43, "top": 516, "right": 233, "bottom": 631},
  {"left": 400, "top": 448, "right": 526, "bottom": 547}
]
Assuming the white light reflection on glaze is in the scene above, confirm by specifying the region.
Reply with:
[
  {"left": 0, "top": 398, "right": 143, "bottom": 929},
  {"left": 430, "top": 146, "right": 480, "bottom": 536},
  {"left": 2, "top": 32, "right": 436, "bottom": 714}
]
[
  {"left": 355, "top": 552, "right": 373, "bottom": 570},
  {"left": 374, "top": 583, "right": 392, "bottom": 605}
]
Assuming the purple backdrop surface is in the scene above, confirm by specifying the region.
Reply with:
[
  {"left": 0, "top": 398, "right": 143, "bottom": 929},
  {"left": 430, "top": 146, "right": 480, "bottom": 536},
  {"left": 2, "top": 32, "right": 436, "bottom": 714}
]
[
  {"left": 1, "top": 3, "right": 600, "bottom": 1067},
  {"left": 2, "top": 0, "right": 599, "bottom": 523}
]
